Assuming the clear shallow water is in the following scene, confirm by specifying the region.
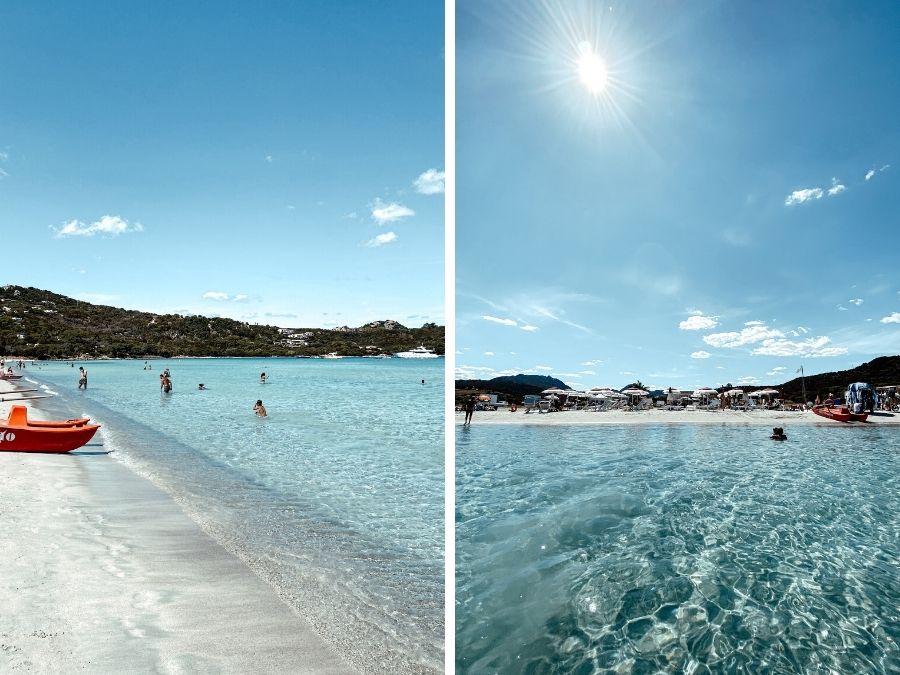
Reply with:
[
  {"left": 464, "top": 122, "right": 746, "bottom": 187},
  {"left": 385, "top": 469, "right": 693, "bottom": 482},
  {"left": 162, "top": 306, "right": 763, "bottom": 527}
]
[
  {"left": 456, "top": 424, "right": 900, "bottom": 674},
  {"left": 27, "top": 357, "right": 443, "bottom": 673}
]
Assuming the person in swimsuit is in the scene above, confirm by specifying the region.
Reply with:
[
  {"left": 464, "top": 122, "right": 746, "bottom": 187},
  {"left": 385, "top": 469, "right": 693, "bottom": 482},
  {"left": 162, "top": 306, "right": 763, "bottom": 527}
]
[{"left": 253, "top": 399, "right": 267, "bottom": 417}]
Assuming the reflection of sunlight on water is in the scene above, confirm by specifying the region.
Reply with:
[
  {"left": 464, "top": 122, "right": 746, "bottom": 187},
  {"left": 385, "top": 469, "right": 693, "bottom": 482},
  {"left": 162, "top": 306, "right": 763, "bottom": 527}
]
[{"left": 457, "top": 424, "right": 900, "bottom": 674}]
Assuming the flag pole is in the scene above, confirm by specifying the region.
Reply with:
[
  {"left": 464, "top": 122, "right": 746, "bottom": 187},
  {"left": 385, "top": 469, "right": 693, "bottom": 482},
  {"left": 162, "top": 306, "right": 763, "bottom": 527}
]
[{"left": 799, "top": 364, "right": 807, "bottom": 405}]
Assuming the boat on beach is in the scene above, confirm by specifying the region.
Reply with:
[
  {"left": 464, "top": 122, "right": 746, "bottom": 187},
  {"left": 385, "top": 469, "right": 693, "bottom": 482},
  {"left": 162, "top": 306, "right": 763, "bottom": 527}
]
[
  {"left": 0, "top": 405, "right": 100, "bottom": 452},
  {"left": 0, "top": 372, "right": 23, "bottom": 380},
  {"left": 395, "top": 345, "right": 440, "bottom": 359},
  {"left": 811, "top": 405, "right": 853, "bottom": 423}
]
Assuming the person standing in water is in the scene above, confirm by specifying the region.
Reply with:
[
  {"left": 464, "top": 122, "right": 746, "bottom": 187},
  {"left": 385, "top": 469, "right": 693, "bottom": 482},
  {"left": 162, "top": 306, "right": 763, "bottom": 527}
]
[
  {"left": 253, "top": 399, "right": 267, "bottom": 416},
  {"left": 78, "top": 366, "right": 88, "bottom": 390},
  {"left": 260, "top": 372, "right": 267, "bottom": 383},
  {"left": 463, "top": 395, "right": 476, "bottom": 425}
]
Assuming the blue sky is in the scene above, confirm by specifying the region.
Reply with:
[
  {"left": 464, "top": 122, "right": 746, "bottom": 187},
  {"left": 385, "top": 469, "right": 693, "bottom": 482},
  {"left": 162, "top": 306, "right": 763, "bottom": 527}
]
[
  {"left": 456, "top": 0, "right": 900, "bottom": 390},
  {"left": 1, "top": 1, "right": 444, "bottom": 329}
]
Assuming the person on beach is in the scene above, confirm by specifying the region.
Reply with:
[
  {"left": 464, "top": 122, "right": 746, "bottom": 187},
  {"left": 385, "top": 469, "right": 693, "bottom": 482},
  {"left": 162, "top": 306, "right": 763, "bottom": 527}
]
[
  {"left": 464, "top": 396, "right": 476, "bottom": 425},
  {"left": 260, "top": 372, "right": 267, "bottom": 383},
  {"left": 78, "top": 366, "right": 87, "bottom": 389},
  {"left": 253, "top": 399, "right": 267, "bottom": 417},
  {"left": 824, "top": 393, "right": 834, "bottom": 407}
]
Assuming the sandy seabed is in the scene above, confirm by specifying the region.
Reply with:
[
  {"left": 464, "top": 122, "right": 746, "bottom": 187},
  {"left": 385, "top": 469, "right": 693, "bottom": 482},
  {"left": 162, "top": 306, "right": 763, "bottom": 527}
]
[
  {"left": 457, "top": 406, "right": 900, "bottom": 426},
  {"left": 0, "top": 380, "right": 354, "bottom": 673}
]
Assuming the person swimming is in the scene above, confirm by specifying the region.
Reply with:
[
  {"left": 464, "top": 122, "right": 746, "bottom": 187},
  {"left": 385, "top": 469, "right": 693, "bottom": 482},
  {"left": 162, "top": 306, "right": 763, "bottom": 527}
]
[{"left": 770, "top": 426, "right": 787, "bottom": 440}]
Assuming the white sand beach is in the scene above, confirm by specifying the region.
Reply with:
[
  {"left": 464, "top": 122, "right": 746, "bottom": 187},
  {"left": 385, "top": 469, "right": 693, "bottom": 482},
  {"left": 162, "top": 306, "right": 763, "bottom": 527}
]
[
  {"left": 0, "top": 380, "right": 355, "bottom": 673},
  {"left": 457, "top": 406, "right": 900, "bottom": 426}
]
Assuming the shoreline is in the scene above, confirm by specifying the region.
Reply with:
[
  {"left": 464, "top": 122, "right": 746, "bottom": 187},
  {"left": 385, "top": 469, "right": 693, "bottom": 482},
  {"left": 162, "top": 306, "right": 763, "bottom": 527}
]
[
  {"left": 0, "top": 379, "right": 355, "bottom": 673},
  {"left": 456, "top": 407, "right": 900, "bottom": 426}
]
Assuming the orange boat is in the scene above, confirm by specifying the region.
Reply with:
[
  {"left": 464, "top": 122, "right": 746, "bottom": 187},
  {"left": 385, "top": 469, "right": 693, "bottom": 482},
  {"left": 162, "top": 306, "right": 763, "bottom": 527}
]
[
  {"left": 0, "top": 405, "right": 99, "bottom": 453},
  {"left": 811, "top": 405, "right": 852, "bottom": 423}
]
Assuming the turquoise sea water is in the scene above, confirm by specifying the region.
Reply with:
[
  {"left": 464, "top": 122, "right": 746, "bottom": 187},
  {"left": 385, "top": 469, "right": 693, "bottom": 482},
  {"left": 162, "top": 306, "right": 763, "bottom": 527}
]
[
  {"left": 27, "top": 357, "right": 443, "bottom": 674},
  {"left": 456, "top": 424, "right": 900, "bottom": 674}
]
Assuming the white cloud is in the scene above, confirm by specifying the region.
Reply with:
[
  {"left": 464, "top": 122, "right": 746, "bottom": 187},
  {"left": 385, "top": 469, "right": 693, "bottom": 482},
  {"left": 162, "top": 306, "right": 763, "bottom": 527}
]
[
  {"left": 827, "top": 178, "right": 846, "bottom": 196},
  {"left": 484, "top": 351, "right": 494, "bottom": 356},
  {"left": 366, "top": 231, "right": 398, "bottom": 247},
  {"left": 736, "top": 375, "right": 761, "bottom": 386},
  {"left": 265, "top": 155, "right": 273, "bottom": 163},
  {"left": 482, "top": 315, "right": 517, "bottom": 327},
  {"left": 690, "top": 350, "right": 711, "bottom": 359},
  {"left": 371, "top": 199, "right": 414, "bottom": 225},
  {"left": 202, "top": 291, "right": 250, "bottom": 303},
  {"left": 866, "top": 165, "right": 891, "bottom": 181},
  {"left": 751, "top": 336, "right": 847, "bottom": 357},
  {"left": 837, "top": 305, "right": 848, "bottom": 311},
  {"left": 52, "top": 215, "right": 143, "bottom": 238},
  {"left": 534, "top": 365, "right": 553, "bottom": 372},
  {"left": 679, "top": 314, "right": 719, "bottom": 331},
  {"left": 704, "top": 324, "right": 783, "bottom": 348},
  {"left": 203, "top": 291, "right": 230, "bottom": 301},
  {"left": 881, "top": 312, "right": 900, "bottom": 324},
  {"left": 785, "top": 187, "right": 823, "bottom": 206},
  {"left": 520, "top": 324, "right": 538, "bottom": 332},
  {"left": 744, "top": 320, "right": 765, "bottom": 326},
  {"left": 580, "top": 370, "right": 596, "bottom": 375},
  {"left": 767, "top": 366, "right": 787, "bottom": 375},
  {"left": 413, "top": 168, "right": 445, "bottom": 195},
  {"left": 849, "top": 298, "right": 863, "bottom": 306},
  {"left": 582, "top": 359, "right": 603, "bottom": 366}
]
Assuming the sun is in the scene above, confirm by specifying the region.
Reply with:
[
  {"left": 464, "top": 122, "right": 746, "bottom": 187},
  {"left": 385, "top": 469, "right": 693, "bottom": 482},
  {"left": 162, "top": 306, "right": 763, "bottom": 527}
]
[{"left": 576, "top": 42, "right": 608, "bottom": 95}]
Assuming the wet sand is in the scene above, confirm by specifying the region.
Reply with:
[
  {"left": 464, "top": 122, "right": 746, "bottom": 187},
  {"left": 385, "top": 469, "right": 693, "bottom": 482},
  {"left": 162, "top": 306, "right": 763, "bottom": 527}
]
[
  {"left": 457, "top": 406, "right": 900, "bottom": 426},
  {"left": 0, "top": 380, "right": 355, "bottom": 673}
]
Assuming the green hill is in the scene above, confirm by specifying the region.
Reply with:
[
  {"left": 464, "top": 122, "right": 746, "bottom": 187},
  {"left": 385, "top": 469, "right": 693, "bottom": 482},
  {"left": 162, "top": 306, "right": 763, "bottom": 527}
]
[
  {"left": 779, "top": 356, "right": 900, "bottom": 401},
  {"left": 455, "top": 374, "right": 569, "bottom": 404},
  {"left": 0, "top": 285, "right": 444, "bottom": 359}
]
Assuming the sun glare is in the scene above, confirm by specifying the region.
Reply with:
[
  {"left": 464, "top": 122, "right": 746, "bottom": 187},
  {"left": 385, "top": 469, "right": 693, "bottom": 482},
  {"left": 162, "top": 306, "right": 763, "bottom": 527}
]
[{"left": 577, "top": 43, "right": 608, "bottom": 94}]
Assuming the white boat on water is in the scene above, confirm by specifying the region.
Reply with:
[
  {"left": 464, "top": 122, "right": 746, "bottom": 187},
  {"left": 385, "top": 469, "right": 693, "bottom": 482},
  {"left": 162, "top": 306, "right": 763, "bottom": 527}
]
[
  {"left": 394, "top": 345, "right": 440, "bottom": 359},
  {"left": 321, "top": 352, "right": 343, "bottom": 359}
]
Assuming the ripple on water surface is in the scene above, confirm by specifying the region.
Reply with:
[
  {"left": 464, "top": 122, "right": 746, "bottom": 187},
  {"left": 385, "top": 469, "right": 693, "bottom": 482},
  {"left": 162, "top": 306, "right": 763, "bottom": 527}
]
[{"left": 456, "top": 424, "right": 900, "bottom": 674}]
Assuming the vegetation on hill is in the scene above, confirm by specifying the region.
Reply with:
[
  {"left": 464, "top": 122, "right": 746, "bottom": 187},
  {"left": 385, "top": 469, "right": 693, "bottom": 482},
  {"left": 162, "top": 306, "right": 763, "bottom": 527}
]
[
  {"left": 0, "top": 286, "right": 444, "bottom": 359},
  {"left": 455, "top": 374, "right": 568, "bottom": 405},
  {"left": 779, "top": 356, "right": 900, "bottom": 401}
]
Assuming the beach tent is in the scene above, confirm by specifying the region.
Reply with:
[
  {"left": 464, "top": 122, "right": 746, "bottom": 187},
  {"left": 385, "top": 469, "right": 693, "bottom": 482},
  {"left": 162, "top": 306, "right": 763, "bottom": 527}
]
[{"left": 845, "top": 382, "right": 876, "bottom": 413}]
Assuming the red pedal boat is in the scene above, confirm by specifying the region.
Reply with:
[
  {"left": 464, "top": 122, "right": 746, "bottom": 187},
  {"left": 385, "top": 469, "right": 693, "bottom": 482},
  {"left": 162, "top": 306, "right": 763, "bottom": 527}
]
[
  {"left": 0, "top": 405, "right": 99, "bottom": 453},
  {"left": 811, "top": 405, "right": 852, "bottom": 423}
]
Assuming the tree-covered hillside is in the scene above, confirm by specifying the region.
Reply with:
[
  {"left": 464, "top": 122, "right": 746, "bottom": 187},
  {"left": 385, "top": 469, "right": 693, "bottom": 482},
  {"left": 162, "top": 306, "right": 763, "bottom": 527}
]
[
  {"left": 0, "top": 286, "right": 444, "bottom": 358},
  {"left": 779, "top": 356, "right": 900, "bottom": 401}
]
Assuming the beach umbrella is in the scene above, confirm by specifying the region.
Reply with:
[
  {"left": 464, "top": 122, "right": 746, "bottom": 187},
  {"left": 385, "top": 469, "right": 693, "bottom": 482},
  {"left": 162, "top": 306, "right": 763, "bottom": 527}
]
[
  {"left": 620, "top": 388, "right": 649, "bottom": 397},
  {"left": 725, "top": 388, "right": 744, "bottom": 396},
  {"left": 692, "top": 388, "right": 718, "bottom": 397},
  {"left": 542, "top": 388, "right": 568, "bottom": 395}
]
